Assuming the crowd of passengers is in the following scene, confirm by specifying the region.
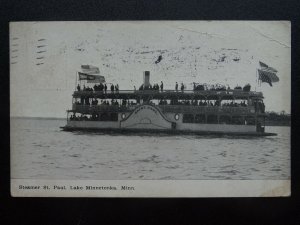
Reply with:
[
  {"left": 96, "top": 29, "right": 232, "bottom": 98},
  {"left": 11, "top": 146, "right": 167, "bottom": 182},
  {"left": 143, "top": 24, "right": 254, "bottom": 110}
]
[
  {"left": 75, "top": 98, "right": 249, "bottom": 108},
  {"left": 76, "top": 82, "right": 251, "bottom": 93},
  {"left": 157, "top": 99, "right": 248, "bottom": 107},
  {"left": 69, "top": 113, "right": 116, "bottom": 121},
  {"left": 74, "top": 98, "right": 265, "bottom": 113},
  {"left": 75, "top": 99, "right": 137, "bottom": 106},
  {"left": 193, "top": 83, "right": 251, "bottom": 92},
  {"left": 77, "top": 83, "right": 119, "bottom": 93},
  {"left": 69, "top": 114, "right": 89, "bottom": 121}
]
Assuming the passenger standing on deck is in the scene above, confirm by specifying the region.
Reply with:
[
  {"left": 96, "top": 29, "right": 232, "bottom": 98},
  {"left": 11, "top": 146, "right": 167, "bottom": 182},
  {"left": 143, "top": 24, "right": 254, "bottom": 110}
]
[
  {"left": 175, "top": 82, "right": 178, "bottom": 92},
  {"left": 111, "top": 84, "right": 114, "bottom": 93},
  {"left": 160, "top": 81, "right": 164, "bottom": 92},
  {"left": 104, "top": 84, "right": 107, "bottom": 94},
  {"left": 77, "top": 84, "right": 81, "bottom": 91},
  {"left": 99, "top": 83, "right": 104, "bottom": 92},
  {"left": 181, "top": 83, "right": 184, "bottom": 92},
  {"left": 116, "top": 84, "right": 119, "bottom": 93}
]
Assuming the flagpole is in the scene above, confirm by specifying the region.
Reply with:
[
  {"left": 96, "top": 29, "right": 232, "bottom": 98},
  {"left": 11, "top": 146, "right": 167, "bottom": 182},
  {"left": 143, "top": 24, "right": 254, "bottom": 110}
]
[
  {"left": 256, "top": 68, "right": 261, "bottom": 91},
  {"left": 255, "top": 69, "right": 257, "bottom": 91},
  {"left": 75, "top": 71, "right": 77, "bottom": 91},
  {"left": 255, "top": 69, "right": 258, "bottom": 91},
  {"left": 256, "top": 69, "right": 258, "bottom": 85}
]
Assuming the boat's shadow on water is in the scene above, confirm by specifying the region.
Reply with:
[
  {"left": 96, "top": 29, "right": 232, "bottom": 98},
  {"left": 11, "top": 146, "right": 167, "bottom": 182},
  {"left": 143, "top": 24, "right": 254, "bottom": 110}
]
[{"left": 63, "top": 130, "right": 266, "bottom": 140}]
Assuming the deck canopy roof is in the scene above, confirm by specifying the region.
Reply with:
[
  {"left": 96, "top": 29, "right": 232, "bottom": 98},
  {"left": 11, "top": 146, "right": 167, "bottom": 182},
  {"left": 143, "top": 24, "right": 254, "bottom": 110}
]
[{"left": 73, "top": 90, "right": 263, "bottom": 100}]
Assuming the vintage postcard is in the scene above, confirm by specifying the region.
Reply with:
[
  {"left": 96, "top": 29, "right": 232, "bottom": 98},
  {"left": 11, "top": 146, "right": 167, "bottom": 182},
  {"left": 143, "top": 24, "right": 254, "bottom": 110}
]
[{"left": 10, "top": 21, "right": 290, "bottom": 197}]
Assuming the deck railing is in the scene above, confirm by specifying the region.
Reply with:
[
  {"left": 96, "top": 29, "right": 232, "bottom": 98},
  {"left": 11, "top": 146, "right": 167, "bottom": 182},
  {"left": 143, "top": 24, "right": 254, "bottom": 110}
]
[
  {"left": 72, "top": 104, "right": 136, "bottom": 112},
  {"left": 71, "top": 104, "right": 256, "bottom": 115},
  {"left": 158, "top": 105, "right": 254, "bottom": 114},
  {"left": 72, "top": 89, "right": 263, "bottom": 98}
]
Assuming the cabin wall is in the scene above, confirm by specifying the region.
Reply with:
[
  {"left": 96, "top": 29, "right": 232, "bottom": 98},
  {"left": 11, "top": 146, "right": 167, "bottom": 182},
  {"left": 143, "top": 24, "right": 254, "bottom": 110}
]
[
  {"left": 177, "top": 123, "right": 256, "bottom": 133},
  {"left": 67, "top": 110, "right": 257, "bottom": 133},
  {"left": 164, "top": 113, "right": 256, "bottom": 132},
  {"left": 164, "top": 113, "right": 181, "bottom": 122},
  {"left": 67, "top": 121, "right": 119, "bottom": 128}
]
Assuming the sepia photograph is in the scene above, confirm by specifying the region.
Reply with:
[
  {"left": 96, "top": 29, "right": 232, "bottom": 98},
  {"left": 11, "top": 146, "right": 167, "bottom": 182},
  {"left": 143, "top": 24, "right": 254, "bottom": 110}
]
[{"left": 10, "top": 21, "right": 290, "bottom": 197}]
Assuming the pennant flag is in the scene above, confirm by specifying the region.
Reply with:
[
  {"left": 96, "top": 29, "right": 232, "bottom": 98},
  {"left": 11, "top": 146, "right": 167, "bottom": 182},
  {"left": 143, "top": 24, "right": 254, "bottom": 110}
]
[{"left": 78, "top": 72, "right": 105, "bottom": 83}]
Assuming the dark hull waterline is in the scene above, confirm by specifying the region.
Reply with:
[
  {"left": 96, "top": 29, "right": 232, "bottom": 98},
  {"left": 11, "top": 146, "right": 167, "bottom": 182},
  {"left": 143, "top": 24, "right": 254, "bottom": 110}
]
[{"left": 60, "top": 126, "right": 277, "bottom": 137}]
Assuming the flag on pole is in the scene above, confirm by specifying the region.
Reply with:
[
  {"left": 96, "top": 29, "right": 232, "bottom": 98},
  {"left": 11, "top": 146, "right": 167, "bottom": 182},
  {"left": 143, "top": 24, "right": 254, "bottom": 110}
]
[
  {"left": 258, "top": 61, "right": 279, "bottom": 87},
  {"left": 79, "top": 65, "right": 105, "bottom": 83},
  {"left": 259, "top": 61, "right": 278, "bottom": 73},
  {"left": 259, "top": 61, "right": 268, "bottom": 68},
  {"left": 78, "top": 72, "right": 105, "bottom": 83},
  {"left": 81, "top": 65, "right": 100, "bottom": 74}
]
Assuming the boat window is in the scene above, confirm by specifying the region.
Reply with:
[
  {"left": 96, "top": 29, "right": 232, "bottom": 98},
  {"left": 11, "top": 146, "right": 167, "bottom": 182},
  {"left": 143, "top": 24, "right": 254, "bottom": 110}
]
[
  {"left": 100, "top": 113, "right": 110, "bottom": 121},
  {"left": 219, "top": 115, "right": 231, "bottom": 124},
  {"left": 232, "top": 116, "right": 244, "bottom": 125},
  {"left": 207, "top": 115, "right": 218, "bottom": 124},
  {"left": 257, "top": 116, "right": 265, "bottom": 127},
  {"left": 245, "top": 116, "right": 255, "bottom": 125},
  {"left": 110, "top": 113, "right": 118, "bottom": 121},
  {"left": 195, "top": 114, "right": 205, "bottom": 123},
  {"left": 183, "top": 114, "right": 194, "bottom": 123}
]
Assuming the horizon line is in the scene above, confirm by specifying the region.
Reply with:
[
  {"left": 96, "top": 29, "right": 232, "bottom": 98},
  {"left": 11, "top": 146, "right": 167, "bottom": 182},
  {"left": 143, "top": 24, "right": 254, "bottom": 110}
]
[{"left": 11, "top": 116, "right": 65, "bottom": 120}]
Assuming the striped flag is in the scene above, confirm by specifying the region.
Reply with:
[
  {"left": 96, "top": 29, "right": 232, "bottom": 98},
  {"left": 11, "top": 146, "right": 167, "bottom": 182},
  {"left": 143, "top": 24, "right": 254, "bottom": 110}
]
[
  {"left": 78, "top": 72, "right": 105, "bottom": 83},
  {"left": 259, "top": 61, "right": 278, "bottom": 72},
  {"left": 258, "top": 62, "right": 279, "bottom": 87},
  {"left": 81, "top": 65, "right": 100, "bottom": 74},
  {"left": 259, "top": 61, "right": 268, "bottom": 68}
]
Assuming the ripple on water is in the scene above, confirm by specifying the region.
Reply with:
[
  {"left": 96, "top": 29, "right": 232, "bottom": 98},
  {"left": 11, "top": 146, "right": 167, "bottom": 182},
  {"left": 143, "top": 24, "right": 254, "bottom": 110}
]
[
  {"left": 165, "top": 165, "right": 180, "bottom": 169},
  {"left": 136, "top": 155, "right": 161, "bottom": 163},
  {"left": 218, "top": 170, "right": 240, "bottom": 175},
  {"left": 11, "top": 118, "right": 290, "bottom": 180},
  {"left": 160, "top": 176, "right": 174, "bottom": 179},
  {"left": 69, "top": 154, "right": 81, "bottom": 158}
]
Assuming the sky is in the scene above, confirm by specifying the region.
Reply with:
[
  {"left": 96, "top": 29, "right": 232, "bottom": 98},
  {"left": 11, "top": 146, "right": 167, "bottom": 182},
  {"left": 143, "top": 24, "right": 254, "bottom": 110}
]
[{"left": 10, "top": 21, "right": 291, "bottom": 118}]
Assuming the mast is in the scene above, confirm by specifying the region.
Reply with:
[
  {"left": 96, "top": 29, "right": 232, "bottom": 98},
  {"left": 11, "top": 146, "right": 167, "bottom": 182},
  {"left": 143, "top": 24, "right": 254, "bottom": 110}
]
[{"left": 75, "top": 71, "right": 78, "bottom": 91}]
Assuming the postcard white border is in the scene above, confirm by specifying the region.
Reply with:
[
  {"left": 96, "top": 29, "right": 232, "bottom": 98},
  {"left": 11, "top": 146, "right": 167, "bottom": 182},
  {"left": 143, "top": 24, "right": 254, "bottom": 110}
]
[{"left": 11, "top": 179, "right": 290, "bottom": 197}]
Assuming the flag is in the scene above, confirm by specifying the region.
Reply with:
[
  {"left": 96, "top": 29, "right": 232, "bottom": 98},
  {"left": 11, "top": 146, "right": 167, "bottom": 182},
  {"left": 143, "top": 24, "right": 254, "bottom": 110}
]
[
  {"left": 258, "top": 61, "right": 279, "bottom": 87},
  {"left": 259, "top": 61, "right": 278, "bottom": 73},
  {"left": 258, "top": 69, "right": 279, "bottom": 87},
  {"left": 81, "top": 65, "right": 100, "bottom": 74},
  {"left": 259, "top": 61, "right": 269, "bottom": 68},
  {"left": 78, "top": 72, "right": 105, "bottom": 83}
]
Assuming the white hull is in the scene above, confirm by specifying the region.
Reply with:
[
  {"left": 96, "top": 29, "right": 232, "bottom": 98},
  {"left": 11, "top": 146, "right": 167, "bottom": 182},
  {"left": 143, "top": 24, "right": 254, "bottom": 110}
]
[
  {"left": 63, "top": 104, "right": 271, "bottom": 135},
  {"left": 65, "top": 120, "right": 257, "bottom": 133}
]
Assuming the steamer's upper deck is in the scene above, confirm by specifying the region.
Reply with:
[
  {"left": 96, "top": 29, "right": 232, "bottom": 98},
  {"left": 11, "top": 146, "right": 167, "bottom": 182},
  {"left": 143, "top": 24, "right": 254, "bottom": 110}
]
[{"left": 73, "top": 89, "right": 263, "bottom": 100}]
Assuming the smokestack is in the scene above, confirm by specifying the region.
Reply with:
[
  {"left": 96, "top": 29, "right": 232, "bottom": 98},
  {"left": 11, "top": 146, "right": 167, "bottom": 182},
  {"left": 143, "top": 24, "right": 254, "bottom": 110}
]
[{"left": 143, "top": 71, "right": 150, "bottom": 87}]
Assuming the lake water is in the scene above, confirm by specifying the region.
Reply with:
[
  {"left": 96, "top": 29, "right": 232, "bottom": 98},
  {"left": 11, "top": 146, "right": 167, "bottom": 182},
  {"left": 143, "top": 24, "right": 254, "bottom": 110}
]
[{"left": 11, "top": 118, "right": 290, "bottom": 180}]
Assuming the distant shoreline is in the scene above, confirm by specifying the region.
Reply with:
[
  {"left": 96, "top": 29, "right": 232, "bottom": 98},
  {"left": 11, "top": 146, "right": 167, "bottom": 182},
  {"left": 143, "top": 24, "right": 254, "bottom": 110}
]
[
  {"left": 11, "top": 117, "right": 291, "bottom": 126},
  {"left": 265, "top": 121, "right": 291, "bottom": 127},
  {"left": 11, "top": 116, "right": 65, "bottom": 120}
]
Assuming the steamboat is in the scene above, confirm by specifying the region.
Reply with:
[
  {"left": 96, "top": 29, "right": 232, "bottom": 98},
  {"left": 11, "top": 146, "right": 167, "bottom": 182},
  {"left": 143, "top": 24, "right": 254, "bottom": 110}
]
[{"left": 61, "top": 67, "right": 276, "bottom": 136}]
